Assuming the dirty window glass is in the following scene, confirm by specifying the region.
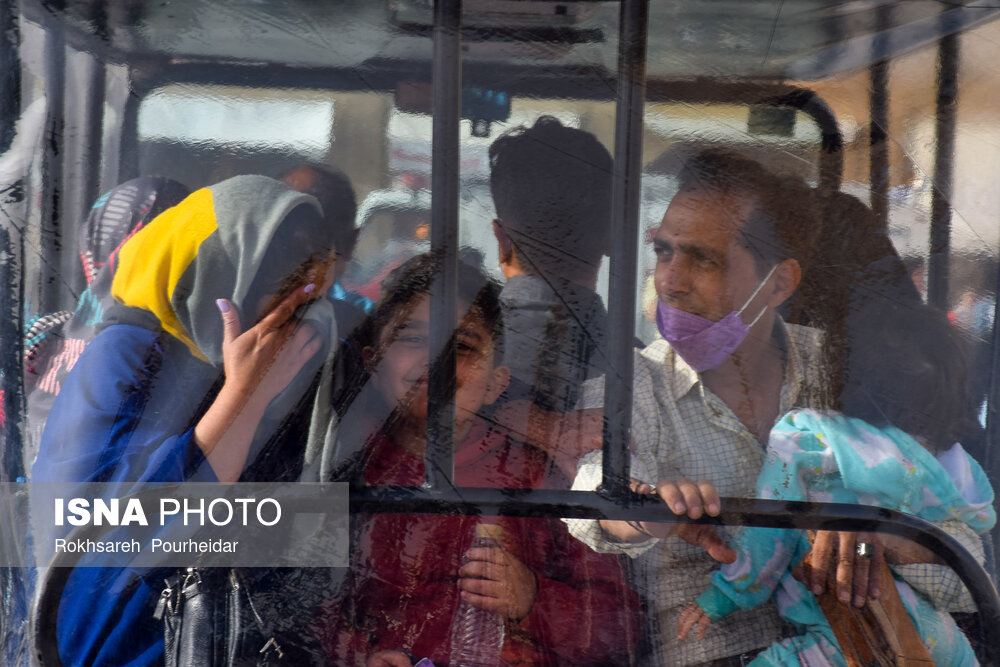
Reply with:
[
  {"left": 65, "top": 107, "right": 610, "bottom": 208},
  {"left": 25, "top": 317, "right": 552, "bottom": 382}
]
[{"left": 4, "top": 2, "right": 1000, "bottom": 666}]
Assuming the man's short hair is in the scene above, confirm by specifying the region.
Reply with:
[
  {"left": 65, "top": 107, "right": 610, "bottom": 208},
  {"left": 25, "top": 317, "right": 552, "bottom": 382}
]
[
  {"left": 280, "top": 164, "right": 358, "bottom": 259},
  {"left": 488, "top": 116, "right": 613, "bottom": 275},
  {"left": 676, "top": 149, "right": 816, "bottom": 273}
]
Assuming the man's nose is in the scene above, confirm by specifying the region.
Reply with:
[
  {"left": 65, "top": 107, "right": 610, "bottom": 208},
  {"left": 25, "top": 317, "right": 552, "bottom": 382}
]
[{"left": 657, "top": 256, "right": 691, "bottom": 299}]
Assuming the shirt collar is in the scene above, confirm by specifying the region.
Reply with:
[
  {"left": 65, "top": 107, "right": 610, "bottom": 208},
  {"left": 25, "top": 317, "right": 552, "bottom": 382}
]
[{"left": 653, "top": 318, "right": 818, "bottom": 403}]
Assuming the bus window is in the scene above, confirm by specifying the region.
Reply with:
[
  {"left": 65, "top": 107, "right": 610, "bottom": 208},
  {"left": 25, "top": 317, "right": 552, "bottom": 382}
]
[{"left": 6, "top": 1, "right": 1000, "bottom": 666}]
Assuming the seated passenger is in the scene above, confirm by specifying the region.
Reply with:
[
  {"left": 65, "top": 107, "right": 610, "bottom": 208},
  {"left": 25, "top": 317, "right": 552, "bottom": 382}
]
[
  {"left": 33, "top": 175, "right": 339, "bottom": 666},
  {"left": 678, "top": 301, "right": 995, "bottom": 667},
  {"left": 322, "top": 252, "right": 640, "bottom": 666}
]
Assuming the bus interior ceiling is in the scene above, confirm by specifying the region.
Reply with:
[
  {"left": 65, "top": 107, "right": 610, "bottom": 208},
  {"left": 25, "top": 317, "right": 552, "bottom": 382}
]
[{"left": 8, "top": 0, "right": 1000, "bottom": 654}]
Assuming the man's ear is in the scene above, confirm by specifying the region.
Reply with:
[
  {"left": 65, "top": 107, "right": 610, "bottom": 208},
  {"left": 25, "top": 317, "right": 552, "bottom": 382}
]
[
  {"left": 769, "top": 258, "right": 802, "bottom": 307},
  {"left": 493, "top": 220, "right": 513, "bottom": 265},
  {"left": 483, "top": 364, "right": 511, "bottom": 407}
]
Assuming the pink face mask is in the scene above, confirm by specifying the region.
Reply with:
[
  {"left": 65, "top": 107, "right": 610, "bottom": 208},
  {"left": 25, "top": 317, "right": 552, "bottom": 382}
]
[{"left": 655, "top": 265, "right": 776, "bottom": 372}]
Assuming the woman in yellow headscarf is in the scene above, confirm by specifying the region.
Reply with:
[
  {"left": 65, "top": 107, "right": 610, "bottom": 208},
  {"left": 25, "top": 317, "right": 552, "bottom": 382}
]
[{"left": 34, "top": 174, "right": 340, "bottom": 666}]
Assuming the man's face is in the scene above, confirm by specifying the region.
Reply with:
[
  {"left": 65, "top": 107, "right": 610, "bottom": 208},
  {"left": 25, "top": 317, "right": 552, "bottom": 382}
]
[
  {"left": 366, "top": 294, "right": 508, "bottom": 431},
  {"left": 653, "top": 188, "right": 768, "bottom": 322}
]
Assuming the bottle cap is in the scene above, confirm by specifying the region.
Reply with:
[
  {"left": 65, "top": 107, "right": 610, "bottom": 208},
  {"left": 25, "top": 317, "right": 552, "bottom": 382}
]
[{"left": 475, "top": 523, "right": 504, "bottom": 541}]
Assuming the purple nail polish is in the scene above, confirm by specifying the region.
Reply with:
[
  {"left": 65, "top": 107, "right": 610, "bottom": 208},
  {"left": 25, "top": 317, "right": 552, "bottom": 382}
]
[
  {"left": 304, "top": 283, "right": 316, "bottom": 294},
  {"left": 216, "top": 299, "right": 230, "bottom": 313}
]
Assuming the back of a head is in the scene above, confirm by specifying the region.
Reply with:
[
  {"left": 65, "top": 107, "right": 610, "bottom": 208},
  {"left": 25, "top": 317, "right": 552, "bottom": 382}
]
[
  {"left": 840, "top": 299, "right": 968, "bottom": 451},
  {"left": 488, "top": 116, "right": 613, "bottom": 276},
  {"left": 280, "top": 164, "right": 358, "bottom": 259},
  {"left": 676, "top": 149, "right": 817, "bottom": 272}
]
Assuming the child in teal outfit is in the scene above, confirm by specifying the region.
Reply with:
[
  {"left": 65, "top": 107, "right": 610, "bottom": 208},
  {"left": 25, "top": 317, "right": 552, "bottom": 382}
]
[{"left": 680, "top": 301, "right": 996, "bottom": 666}]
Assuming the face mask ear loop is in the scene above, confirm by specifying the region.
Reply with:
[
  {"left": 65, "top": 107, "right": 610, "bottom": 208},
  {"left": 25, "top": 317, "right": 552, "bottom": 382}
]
[{"left": 738, "top": 263, "right": 779, "bottom": 327}]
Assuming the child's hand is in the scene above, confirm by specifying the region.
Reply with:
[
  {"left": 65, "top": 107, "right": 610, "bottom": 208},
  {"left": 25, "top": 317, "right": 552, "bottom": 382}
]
[
  {"left": 458, "top": 544, "right": 538, "bottom": 622},
  {"left": 677, "top": 602, "right": 712, "bottom": 641},
  {"left": 365, "top": 650, "right": 413, "bottom": 667}
]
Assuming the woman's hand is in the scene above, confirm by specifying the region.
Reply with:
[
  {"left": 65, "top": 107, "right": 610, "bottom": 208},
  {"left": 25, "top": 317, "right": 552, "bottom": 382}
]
[
  {"left": 458, "top": 544, "right": 538, "bottom": 622},
  {"left": 193, "top": 283, "right": 324, "bottom": 481},
  {"left": 217, "top": 283, "right": 324, "bottom": 407}
]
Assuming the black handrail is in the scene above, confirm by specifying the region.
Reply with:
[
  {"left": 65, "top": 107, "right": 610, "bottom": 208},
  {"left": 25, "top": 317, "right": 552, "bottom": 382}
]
[{"left": 32, "top": 485, "right": 1000, "bottom": 666}]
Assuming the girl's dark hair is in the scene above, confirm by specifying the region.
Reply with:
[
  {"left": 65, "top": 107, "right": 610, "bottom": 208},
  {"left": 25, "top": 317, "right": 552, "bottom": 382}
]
[
  {"left": 369, "top": 252, "right": 503, "bottom": 355},
  {"left": 331, "top": 251, "right": 503, "bottom": 417},
  {"left": 838, "top": 298, "right": 969, "bottom": 452}
]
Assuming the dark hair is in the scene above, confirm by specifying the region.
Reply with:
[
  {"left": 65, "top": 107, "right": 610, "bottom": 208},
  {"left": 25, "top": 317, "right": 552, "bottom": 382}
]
[
  {"left": 786, "top": 191, "right": 924, "bottom": 406},
  {"left": 838, "top": 299, "right": 969, "bottom": 452},
  {"left": 488, "top": 116, "right": 613, "bottom": 276},
  {"left": 331, "top": 252, "right": 503, "bottom": 418},
  {"left": 368, "top": 252, "right": 504, "bottom": 360},
  {"left": 676, "top": 149, "right": 817, "bottom": 273},
  {"left": 280, "top": 164, "right": 358, "bottom": 259}
]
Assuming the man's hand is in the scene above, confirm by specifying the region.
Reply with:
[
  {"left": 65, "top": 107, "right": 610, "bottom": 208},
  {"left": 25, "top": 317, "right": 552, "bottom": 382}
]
[
  {"left": 796, "top": 531, "right": 884, "bottom": 607},
  {"left": 677, "top": 601, "right": 713, "bottom": 641},
  {"left": 601, "top": 479, "right": 736, "bottom": 563},
  {"left": 458, "top": 545, "right": 538, "bottom": 621}
]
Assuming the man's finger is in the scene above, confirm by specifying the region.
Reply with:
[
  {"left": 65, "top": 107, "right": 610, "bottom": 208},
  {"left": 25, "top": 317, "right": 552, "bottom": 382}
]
[
  {"left": 835, "top": 531, "right": 856, "bottom": 604},
  {"left": 809, "top": 531, "right": 834, "bottom": 595},
  {"left": 216, "top": 299, "right": 242, "bottom": 346},
  {"left": 672, "top": 479, "right": 704, "bottom": 519},
  {"left": 697, "top": 479, "right": 721, "bottom": 516},
  {"left": 656, "top": 481, "right": 688, "bottom": 516},
  {"left": 851, "top": 543, "right": 871, "bottom": 607},
  {"left": 869, "top": 539, "right": 884, "bottom": 600}
]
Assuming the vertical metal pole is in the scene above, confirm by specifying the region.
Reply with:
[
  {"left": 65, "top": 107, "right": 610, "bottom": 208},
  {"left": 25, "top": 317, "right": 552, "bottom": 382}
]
[
  {"left": 868, "top": 6, "right": 891, "bottom": 228},
  {"left": 928, "top": 32, "right": 958, "bottom": 310},
  {"left": 40, "top": 24, "right": 67, "bottom": 313},
  {"left": 0, "top": 227, "right": 24, "bottom": 482},
  {"left": 0, "top": 0, "right": 20, "bottom": 154},
  {"left": 425, "top": 0, "right": 462, "bottom": 489},
  {"left": 602, "top": 0, "right": 648, "bottom": 498},
  {"left": 117, "top": 69, "right": 141, "bottom": 185},
  {"left": 76, "top": 54, "right": 106, "bottom": 231}
]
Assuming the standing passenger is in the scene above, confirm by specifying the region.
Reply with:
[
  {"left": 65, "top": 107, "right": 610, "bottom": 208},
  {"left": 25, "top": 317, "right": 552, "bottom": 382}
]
[{"left": 33, "top": 175, "right": 339, "bottom": 666}]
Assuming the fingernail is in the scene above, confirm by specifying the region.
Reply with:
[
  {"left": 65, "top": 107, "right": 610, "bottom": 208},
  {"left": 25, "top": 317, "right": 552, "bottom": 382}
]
[
  {"left": 813, "top": 585, "right": 823, "bottom": 595},
  {"left": 872, "top": 588, "right": 880, "bottom": 599},
  {"left": 838, "top": 591, "right": 850, "bottom": 603},
  {"left": 707, "top": 503, "right": 720, "bottom": 515},
  {"left": 304, "top": 283, "right": 316, "bottom": 294},
  {"left": 216, "top": 299, "right": 229, "bottom": 313},
  {"left": 853, "top": 595, "right": 864, "bottom": 607},
  {"left": 673, "top": 503, "right": 685, "bottom": 513}
]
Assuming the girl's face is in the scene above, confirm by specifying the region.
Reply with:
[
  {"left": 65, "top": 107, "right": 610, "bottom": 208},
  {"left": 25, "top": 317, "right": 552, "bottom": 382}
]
[{"left": 364, "top": 294, "right": 509, "bottom": 433}]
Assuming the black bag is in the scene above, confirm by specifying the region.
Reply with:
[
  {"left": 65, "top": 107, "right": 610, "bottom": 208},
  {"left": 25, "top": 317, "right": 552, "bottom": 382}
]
[{"left": 155, "top": 568, "right": 285, "bottom": 667}]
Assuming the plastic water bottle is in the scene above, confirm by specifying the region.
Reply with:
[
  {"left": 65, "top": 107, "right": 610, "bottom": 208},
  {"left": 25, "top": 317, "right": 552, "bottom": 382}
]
[{"left": 448, "top": 523, "right": 506, "bottom": 667}]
